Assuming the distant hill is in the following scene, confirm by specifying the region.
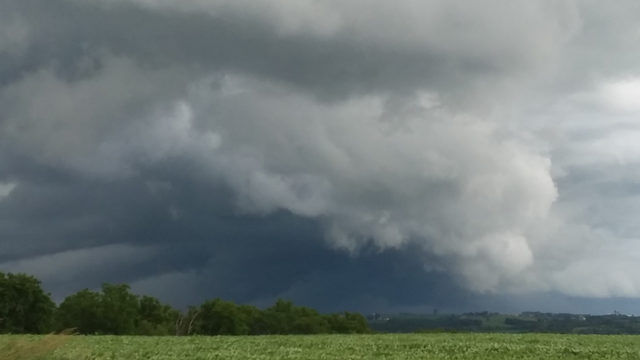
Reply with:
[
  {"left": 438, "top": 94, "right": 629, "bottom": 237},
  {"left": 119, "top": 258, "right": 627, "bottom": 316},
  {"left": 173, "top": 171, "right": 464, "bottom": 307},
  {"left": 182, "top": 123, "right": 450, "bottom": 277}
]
[{"left": 368, "top": 311, "right": 640, "bottom": 334}]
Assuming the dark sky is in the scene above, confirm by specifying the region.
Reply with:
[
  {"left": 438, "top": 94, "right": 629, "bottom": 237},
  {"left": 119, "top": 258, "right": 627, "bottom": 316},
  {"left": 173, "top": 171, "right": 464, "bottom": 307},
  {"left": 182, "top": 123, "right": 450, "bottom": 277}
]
[{"left": 3, "top": 0, "right": 640, "bottom": 314}]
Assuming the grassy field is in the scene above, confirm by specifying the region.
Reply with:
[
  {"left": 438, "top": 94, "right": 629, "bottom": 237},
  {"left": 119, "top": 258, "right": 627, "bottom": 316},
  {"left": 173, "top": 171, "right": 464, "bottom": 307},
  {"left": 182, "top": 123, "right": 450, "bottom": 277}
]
[{"left": 3, "top": 333, "right": 640, "bottom": 359}]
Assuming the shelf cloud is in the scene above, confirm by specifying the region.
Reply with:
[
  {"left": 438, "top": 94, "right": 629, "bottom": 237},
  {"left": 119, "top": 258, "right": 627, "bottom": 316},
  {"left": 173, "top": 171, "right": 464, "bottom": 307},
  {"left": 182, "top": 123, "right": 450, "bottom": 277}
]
[{"left": 2, "top": 0, "right": 640, "bottom": 312}]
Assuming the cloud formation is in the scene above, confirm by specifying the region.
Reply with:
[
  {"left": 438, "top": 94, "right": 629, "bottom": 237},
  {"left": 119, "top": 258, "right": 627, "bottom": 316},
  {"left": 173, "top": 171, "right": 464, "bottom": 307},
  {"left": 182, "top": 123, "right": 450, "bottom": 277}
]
[{"left": 2, "top": 0, "right": 640, "bottom": 311}]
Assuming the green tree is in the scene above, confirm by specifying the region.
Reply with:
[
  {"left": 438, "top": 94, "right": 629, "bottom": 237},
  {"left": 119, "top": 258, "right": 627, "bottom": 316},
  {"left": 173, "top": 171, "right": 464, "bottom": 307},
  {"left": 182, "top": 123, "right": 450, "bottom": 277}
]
[
  {"left": 100, "top": 283, "right": 140, "bottom": 335},
  {"left": 237, "top": 304, "right": 265, "bottom": 335},
  {"left": 137, "top": 295, "right": 179, "bottom": 335},
  {"left": 262, "top": 299, "right": 331, "bottom": 334},
  {"left": 326, "top": 312, "right": 370, "bottom": 333},
  {"left": 194, "top": 298, "right": 250, "bottom": 335},
  {"left": 56, "top": 289, "right": 103, "bottom": 334},
  {"left": 57, "top": 283, "right": 149, "bottom": 335},
  {"left": 290, "top": 305, "right": 329, "bottom": 334},
  {"left": 262, "top": 299, "right": 296, "bottom": 334},
  {"left": 0, "top": 272, "right": 55, "bottom": 334},
  {"left": 175, "top": 305, "right": 201, "bottom": 336}
]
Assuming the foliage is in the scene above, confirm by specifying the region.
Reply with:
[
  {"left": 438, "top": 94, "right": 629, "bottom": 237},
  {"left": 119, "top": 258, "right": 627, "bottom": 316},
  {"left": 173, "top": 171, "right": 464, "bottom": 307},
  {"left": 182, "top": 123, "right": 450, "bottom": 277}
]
[
  {"left": 99, "top": 284, "right": 140, "bottom": 335},
  {"left": 191, "top": 298, "right": 369, "bottom": 335},
  {"left": 56, "top": 284, "right": 177, "bottom": 335},
  {"left": 261, "top": 299, "right": 329, "bottom": 334},
  {"left": 2, "top": 271, "right": 369, "bottom": 336},
  {"left": 325, "top": 312, "right": 370, "bottom": 334},
  {"left": 174, "top": 306, "right": 200, "bottom": 336},
  {"left": 55, "top": 287, "right": 369, "bottom": 336},
  {"left": 138, "top": 296, "right": 180, "bottom": 336},
  {"left": 0, "top": 272, "right": 56, "bottom": 334},
  {"left": 56, "top": 289, "right": 103, "bottom": 334},
  {"left": 194, "top": 298, "right": 251, "bottom": 335}
]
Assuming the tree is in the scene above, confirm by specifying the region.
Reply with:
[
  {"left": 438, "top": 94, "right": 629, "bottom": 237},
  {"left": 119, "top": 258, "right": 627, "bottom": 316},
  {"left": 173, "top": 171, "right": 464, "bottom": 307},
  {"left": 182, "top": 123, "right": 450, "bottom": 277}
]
[
  {"left": 262, "top": 299, "right": 331, "bottom": 334},
  {"left": 100, "top": 283, "right": 140, "bottom": 335},
  {"left": 57, "top": 283, "right": 166, "bottom": 335},
  {"left": 1, "top": 271, "right": 371, "bottom": 336},
  {"left": 289, "top": 305, "right": 329, "bottom": 334},
  {"left": 261, "top": 299, "right": 296, "bottom": 334},
  {"left": 326, "top": 312, "right": 370, "bottom": 333},
  {"left": 193, "top": 298, "right": 250, "bottom": 335},
  {"left": 237, "top": 304, "right": 265, "bottom": 335},
  {"left": 56, "top": 289, "right": 103, "bottom": 334},
  {"left": 175, "top": 306, "right": 200, "bottom": 336},
  {"left": 137, "top": 295, "right": 179, "bottom": 335},
  {"left": 0, "top": 272, "right": 55, "bottom": 334}
]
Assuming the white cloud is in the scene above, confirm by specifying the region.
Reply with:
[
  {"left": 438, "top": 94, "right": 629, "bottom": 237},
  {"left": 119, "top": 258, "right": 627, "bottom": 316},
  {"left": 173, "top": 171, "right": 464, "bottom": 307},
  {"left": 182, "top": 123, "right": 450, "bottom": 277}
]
[
  {"left": 0, "top": 182, "right": 16, "bottom": 200},
  {"left": 178, "top": 75, "right": 558, "bottom": 292},
  {"left": 0, "top": 56, "right": 219, "bottom": 178},
  {"left": 601, "top": 77, "right": 640, "bottom": 112}
]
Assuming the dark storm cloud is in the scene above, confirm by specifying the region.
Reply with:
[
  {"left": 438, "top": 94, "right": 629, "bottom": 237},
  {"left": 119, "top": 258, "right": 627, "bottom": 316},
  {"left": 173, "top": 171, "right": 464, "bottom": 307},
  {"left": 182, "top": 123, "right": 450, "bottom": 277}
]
[
  {"left": 1, "top": 0, "right": 425, "bottom": 98},
  {"left": 2, "top": 0, "right": 640, "bottom": 313},
  {"left": 0, "top": 165, "right": 468, "bottom": 312},
  {"left": 1, "top": 0, "right": 577, "bottom": 103}
]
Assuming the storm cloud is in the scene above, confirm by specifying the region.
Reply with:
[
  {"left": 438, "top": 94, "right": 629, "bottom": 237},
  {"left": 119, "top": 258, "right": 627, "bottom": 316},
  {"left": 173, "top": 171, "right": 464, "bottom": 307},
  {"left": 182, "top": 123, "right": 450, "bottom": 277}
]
[{"left": 2, "top": 0, "right": 640, "bottom": 312}]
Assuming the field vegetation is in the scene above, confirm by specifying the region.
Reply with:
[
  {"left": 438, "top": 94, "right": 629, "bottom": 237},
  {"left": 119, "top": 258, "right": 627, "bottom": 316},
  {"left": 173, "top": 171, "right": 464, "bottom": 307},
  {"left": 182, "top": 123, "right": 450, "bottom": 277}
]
[
  {"left": 6, "top": 271, "right": 640, "bottom": 359},
  {"left": 3, "top": 333, "right": 640, "bottom": 360}
]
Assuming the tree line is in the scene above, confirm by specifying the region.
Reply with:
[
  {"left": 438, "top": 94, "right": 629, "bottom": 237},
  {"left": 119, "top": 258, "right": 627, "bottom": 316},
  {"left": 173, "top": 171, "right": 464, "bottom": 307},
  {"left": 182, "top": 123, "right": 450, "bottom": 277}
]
[{"left": 0, "top": 272, "right": 370, "bottom": 335}]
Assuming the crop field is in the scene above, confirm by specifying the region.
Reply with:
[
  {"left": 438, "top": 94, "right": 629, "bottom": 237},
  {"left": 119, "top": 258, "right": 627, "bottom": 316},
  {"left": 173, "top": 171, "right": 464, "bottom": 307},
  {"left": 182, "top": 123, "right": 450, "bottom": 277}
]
[{"left": 3, "top": 333, "right": 640, "bottom": 360}]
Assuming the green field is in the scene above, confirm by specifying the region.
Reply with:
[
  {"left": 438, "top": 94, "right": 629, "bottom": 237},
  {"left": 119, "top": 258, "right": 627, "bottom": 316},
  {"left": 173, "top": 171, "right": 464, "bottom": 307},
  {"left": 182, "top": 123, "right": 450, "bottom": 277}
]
[{"left": 3, "top": 333, "right": 640, "bottom": 359}]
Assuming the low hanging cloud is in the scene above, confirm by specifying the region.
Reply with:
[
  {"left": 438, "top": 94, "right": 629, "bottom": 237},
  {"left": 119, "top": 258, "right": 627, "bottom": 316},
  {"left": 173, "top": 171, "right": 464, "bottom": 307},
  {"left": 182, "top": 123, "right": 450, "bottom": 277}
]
[
  {"left": 2, "top": 60, "right": 558, "bottom": 292},
  {"left": 2, "top": 0, "right": 640, "bottom": 309},
  {"left": 183, "top": 75, "right": 557, "bottom": 293}
]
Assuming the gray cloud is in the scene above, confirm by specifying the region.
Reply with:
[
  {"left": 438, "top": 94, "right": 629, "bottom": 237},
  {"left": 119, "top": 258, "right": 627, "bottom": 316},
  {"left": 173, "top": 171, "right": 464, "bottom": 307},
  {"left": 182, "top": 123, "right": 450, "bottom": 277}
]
[
  {"left": 2, "top": 0, "right": 640, "bottom": 311},
  {"left": 3, "top": 0, "right": 580, "bottom": 104}
]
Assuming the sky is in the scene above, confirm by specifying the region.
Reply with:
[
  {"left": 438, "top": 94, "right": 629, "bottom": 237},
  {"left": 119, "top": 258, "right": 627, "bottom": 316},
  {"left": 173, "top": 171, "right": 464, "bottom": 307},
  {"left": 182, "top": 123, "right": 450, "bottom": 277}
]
[{"left": 2, "top": 0, "right": 640, "bottom": 314}]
